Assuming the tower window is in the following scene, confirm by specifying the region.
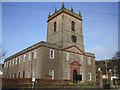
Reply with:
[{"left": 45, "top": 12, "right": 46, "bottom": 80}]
[
  {"left": 54, "top": 22, "right": 57, "bottom": 32},
  {"left": 71, "top": 21, "right": 75, "bottom": 31}
]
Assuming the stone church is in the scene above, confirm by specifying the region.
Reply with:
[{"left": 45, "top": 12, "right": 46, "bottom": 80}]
[{"left": 3, "top": 3, "right": 96, "bottom": 84}]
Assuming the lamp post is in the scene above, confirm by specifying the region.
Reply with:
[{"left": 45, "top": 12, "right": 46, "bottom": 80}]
[
  {"left": 97, "top": 68, "right": 101, "bottom": 89},
  {"left": 114, "top": 66, "right": 117, "bottom": 88},
  {"left": 105, "top": 60, "right": 108, "bottom": 84},
  {"left": 114, "top": 66, "right": 117, "bottom": 77}
]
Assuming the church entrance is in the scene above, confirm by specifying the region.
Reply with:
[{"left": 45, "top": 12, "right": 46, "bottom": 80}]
[
  {"left": 73, "top": 69, "right": 77, "bottom": 83},
  {"left": 70, "top": 61, "right": 81, "bottom": 83}
]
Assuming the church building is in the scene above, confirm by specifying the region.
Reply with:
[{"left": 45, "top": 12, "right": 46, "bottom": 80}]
[{"left": 3, "top": 3, "right": 96, "bottom": 84}]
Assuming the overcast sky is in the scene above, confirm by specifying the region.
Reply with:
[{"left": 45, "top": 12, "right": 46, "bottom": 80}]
[{"left": 2, "top": 2, "right": 118, "bottom": 62}]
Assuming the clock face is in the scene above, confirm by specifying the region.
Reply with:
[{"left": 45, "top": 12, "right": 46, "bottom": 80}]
[{"left": 71, "top": 35, "right": 77, "bottom": 43}]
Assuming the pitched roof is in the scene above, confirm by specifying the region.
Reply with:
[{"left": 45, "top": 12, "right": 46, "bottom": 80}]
[
  {"left": 62, "top": 45, "right": 86, "bottom": 55},
  {"left": 5, "top": 41, "right": 61, "bottom": 61}
]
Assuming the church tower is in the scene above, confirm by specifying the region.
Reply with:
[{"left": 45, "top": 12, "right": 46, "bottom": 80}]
[
  {"left": 47, "top": 3, "right": 84, "bottom": 52},
  {"left": 47, "top": 3, "right": 96, "bottom": 83}
]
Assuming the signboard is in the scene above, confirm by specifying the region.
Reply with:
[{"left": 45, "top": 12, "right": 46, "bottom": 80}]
[{"left": 75, "top": 75, "right": 82, "bottom": 81}]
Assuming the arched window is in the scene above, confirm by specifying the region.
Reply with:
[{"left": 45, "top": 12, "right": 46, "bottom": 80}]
[
  {"left": 71, "top": 21, "right": 75, "bottom": 31},
  {"left": 54, "top": 22, "right": 57, "bottom": 32}
]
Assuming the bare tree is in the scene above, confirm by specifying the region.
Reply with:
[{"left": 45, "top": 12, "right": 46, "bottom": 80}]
[
  {"left": 112, "top": 51, "right": 120, "bottom": 60},
  {"left": 0, "top": 45, "right": 7, "bottom": 62}
]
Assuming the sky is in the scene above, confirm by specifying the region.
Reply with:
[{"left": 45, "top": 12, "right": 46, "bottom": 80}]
[
  {"left": 0, "top": 2, "right": 2, "bottom": 45},
  {"left": 118, "top": 2, "right": 120, "bottom": 51},
  {"left": 2, "top": 2, "right": 118, "bottom": 62}
]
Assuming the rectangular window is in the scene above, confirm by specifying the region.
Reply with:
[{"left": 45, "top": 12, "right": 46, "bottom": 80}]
[
  {"left": 19, "top": 56, "right": 21, "bottom": 63},
  {"left": 23, "top": 54, "right": 26, "bottom": 62},
  {"left": 50, "top": 49, "right": 54, "bottom": 59},
  {"left": 66, "top": 72, "right": 69, "bottom": 80},
  {"left": 19, "top": 57, "right": 20, "bottom": 63},
  {"left": 87, "top": 57, "right": 91, "bottom": 65},
  {"left": 12, "top": 59, "right": 14, "bottom": 65},
  {"left": 51, "top": 70, "right": 54, "bottom": 80},
  {"left": 49, "top": 70, "right": 54, "bottom": 79},
  {"left": 34, "top": 49, "right": 37, "bottom": 59},
  {"left": 16, "top": 58, "right": 19, "bottom": 65},
  {"left": 28, "top": 52, "right": 32, "bottom": 60},
  {"left": 88, "top": 73, "right": 92, "bottom": 81},
  {"left": 19, "top": 56, "right": 22, "bottom": 63},
  {"left": 54, "top": 22, "right": 57, "bottom": 32},
  {"left": 15, "top": 58, "right": 17, "bottom": 64}
]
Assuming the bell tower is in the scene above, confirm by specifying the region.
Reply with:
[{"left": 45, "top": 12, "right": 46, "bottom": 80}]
[{"left": 47, "top": 3, "right": 85, "bottom": 51}]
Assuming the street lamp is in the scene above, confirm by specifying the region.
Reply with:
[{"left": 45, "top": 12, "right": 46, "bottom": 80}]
[
  {"left": 98, "top": 68, "right": 101, "bottom": 71},
  {"left": 114, "top": 66, "right": 117, "bottom": 77},
  {"left": 105, "top": 60, "right": 108, "bottom": 84}
]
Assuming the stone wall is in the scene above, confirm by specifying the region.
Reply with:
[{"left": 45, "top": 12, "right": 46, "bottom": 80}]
[{"left": 2, "top": 78, "right": 71, "bottom": 88}]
